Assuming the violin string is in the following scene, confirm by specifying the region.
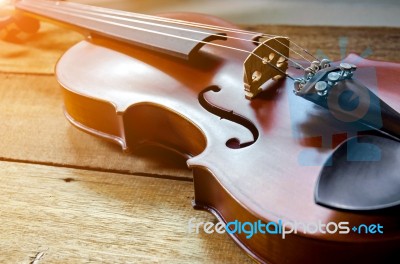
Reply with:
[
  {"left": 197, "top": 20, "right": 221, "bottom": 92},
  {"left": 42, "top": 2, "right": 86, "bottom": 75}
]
[
  {"left": 27, "top": 0, "right": 307, "bottom": 70},
  {"left": 289, "top": 41, "right": 319, "bottom": 61},
  {"left": 20, "top": 0, "right": 296, "bottom": 80},
  {"left": 28, "top": 0, "right": 314, "bottom": 63},
  {"left": 75, "top": 0, "right": 316, "bottom": 63},
  {"left": 57, "top": 0, "right": 315, "bottom": 63},
  {"left": 64, "top": 0, "right": 317, "bottom": 63},
  {"left": 55, "top": 0, "right": 274, "bottom": 38}
]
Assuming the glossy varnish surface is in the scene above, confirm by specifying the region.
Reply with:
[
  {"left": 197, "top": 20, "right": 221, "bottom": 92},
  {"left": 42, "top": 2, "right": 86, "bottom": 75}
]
[
  {"left": 1, "top": 16, "right": 400, "bottom": 262},
  {"left": 55, "top": 11, "right": 400, "bottom": 263}
]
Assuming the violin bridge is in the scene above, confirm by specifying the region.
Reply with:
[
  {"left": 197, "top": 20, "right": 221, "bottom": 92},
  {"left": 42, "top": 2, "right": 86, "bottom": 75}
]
[{"left": 243, "top": 37, "right": 290, "bottom": 99}]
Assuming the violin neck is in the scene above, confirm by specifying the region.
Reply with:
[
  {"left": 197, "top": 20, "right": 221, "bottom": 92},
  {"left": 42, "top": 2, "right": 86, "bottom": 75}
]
[{"left": 15, "top": 0, "right": 225, "bottom": 60}]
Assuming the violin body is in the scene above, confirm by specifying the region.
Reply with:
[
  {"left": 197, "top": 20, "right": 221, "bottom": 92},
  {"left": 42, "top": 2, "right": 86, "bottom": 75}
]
[{"left": 55, "top": 12, "right": 400, "bottom": 263}]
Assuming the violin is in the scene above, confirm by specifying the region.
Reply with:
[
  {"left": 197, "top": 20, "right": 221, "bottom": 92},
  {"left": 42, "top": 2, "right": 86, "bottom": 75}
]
[{"left": 3, "top": 0, "right": 400, "bottom": 263}]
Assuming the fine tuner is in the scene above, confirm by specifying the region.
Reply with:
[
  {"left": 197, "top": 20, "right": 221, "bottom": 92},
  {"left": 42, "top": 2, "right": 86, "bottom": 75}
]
[{"left": 2, "top": 1, "right": 400, "bottom": 263}]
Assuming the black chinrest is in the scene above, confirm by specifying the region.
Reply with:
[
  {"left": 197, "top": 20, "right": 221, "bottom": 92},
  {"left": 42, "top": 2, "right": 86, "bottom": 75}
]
[{"left": 315, "top": 135, "right": 400, "bottom": 211}]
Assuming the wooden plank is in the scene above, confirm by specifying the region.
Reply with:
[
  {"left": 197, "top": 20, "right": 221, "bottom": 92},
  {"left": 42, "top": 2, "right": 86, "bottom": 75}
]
[
  {"left": 1, "top": 25, "right": 399, "bottom": 177},
  {"left": 0, "top": 72, "right": 191, "bottom": 179},
  {"left": 0, "top": 161, "right": 251, "bottom": 263},
  {"left": 1, "top": 22, "right": 399, "bottom": 75},
  {"left": 1, "top": 19, "right": 399, "bottom": 263},
  {"left": 0, "top": 23, "right": 83, "bottom": 74},
  {"left": 246, "top": 25, "right": 400, "bottom": 63}
]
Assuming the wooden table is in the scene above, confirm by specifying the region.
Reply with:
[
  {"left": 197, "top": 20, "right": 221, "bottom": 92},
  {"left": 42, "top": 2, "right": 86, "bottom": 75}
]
[{"left": 0, "top": 21, "right": 399, "bottom": 263}]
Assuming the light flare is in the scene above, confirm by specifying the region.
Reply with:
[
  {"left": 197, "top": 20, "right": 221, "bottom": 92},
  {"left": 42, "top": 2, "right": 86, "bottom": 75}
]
[{"left": 0, "top": 0, "right": 10, "bottom": 7}]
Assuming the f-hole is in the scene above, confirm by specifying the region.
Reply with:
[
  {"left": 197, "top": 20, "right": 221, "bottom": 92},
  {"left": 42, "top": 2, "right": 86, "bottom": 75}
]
[{"left": 198, "top": 86, "right": 259, "bottom": 149}]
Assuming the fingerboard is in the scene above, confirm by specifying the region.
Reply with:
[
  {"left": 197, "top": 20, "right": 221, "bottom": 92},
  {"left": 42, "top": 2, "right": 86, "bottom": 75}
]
[{"left": 15, "top": 0, "right": 226, "bottom": 60}]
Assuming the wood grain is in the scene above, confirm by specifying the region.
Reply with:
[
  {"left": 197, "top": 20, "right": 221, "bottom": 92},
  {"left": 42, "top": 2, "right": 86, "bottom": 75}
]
[
  {"left": 1, "top": 23, "right": 399, "bottom": 74},
  {"left": 0, "top": 19, "right": 399, "bottom": 263},
  {"left": 246, "top": 25, "right": 400, "bottom": 62},
  {"left": 0, "top": 24, "right": 398, "bottom": 178},
  {"left": 0, "top": 161, "right": 251, "bottom": 263},
  {"left": 0, "top": 72, "right": 192, "bottom": 179}
]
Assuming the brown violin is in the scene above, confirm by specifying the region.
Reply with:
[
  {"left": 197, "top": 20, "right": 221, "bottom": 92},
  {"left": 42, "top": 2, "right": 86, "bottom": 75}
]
[{"left": 5, "top": 0, "right": 400, "bottom": 263}]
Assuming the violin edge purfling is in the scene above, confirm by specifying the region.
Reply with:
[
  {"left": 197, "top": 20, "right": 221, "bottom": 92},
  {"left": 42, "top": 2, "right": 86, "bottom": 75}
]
[{"left": 4, "top": 1, "right": 400, "bottom": 263}]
